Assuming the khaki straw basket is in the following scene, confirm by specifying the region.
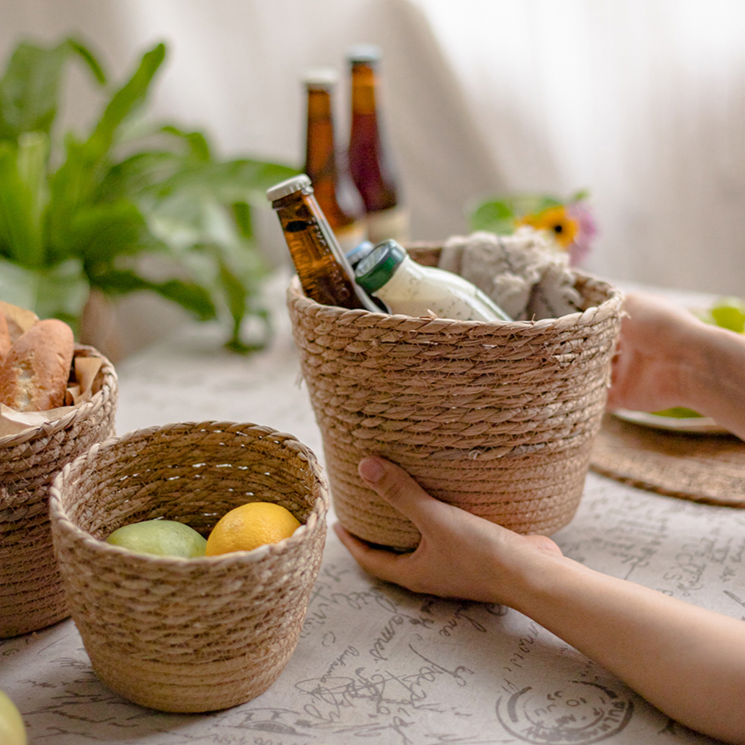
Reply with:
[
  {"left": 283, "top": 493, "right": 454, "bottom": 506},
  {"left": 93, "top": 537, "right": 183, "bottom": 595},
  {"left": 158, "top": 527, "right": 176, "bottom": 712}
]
[
  {"left": 49, "top": 421, "right": 329, "bottom": 713},
  {"left": 0, "top": 345, "right": 117, "bottom": 638},
  {"left": 287, "top": 245, "right": 624, "bottom": 550}
]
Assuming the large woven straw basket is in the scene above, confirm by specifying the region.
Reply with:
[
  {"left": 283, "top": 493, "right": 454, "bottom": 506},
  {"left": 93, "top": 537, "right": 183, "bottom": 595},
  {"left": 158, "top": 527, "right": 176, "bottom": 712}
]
[
  {"left": 287, "top": 245, "right": 623, "bottom": 550},
  {"left": 0, "top": 345, "right": 117, "bottom": 638},
  {"left": 49, "top": 421, "right": 329, "bottom": 713}
]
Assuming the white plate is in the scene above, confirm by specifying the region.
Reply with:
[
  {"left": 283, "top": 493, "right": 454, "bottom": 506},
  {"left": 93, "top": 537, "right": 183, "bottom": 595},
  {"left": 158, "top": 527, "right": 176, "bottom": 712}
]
[{"left": 612, "top": 408, "right": 728, "bottom": 434}]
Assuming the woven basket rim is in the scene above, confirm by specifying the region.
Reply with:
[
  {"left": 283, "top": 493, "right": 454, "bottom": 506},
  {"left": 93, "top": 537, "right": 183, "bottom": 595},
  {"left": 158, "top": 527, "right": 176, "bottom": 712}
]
[
  {"left": 49, "top": 420, "right": 330, "bottom": 567},
  {"left": 0, "top": 344, "right": 117, "bottom": 448},
  {"left": 286, "top": 269, "right": 624, "bottom": 330}
]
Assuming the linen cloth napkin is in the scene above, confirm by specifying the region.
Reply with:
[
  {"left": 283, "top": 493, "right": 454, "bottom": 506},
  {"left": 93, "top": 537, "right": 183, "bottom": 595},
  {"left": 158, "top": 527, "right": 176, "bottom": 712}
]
[{"left": 438, "top": 229, "right": 582, "bottom": 320}]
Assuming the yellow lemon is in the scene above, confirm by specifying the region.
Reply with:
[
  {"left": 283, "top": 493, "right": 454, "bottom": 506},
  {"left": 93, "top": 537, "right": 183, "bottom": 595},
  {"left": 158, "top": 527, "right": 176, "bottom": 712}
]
[
  {"left": 0, "top": 691, "right": 26, "bottom": 745},
  {"left": 205, "top": 502, "right": 301, "bottom": 556}
]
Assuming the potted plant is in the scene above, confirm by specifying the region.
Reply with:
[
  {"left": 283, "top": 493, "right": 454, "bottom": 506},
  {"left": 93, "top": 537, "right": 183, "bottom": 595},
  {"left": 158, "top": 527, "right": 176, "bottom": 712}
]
[{"left": 0, "top": 37, "right": 298, "bottom": 357}]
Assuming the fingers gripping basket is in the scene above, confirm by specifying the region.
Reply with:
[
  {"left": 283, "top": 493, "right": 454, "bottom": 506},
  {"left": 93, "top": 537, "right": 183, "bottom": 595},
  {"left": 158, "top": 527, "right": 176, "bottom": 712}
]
[
  {"left": 0, "top": 346, "right": 117, "bottom": 638},
  {"left": 49, "top": 421, "right": 329, "bottom": 713},
  {"left": 287, "top": 246, "right": 623, "bottom": 550}
]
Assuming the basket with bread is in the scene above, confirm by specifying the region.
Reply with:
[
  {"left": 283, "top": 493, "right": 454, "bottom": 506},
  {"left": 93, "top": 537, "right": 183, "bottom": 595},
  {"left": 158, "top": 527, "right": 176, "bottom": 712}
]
[{"left": 0, "top": 301, "right": 117, "bottom": 638}]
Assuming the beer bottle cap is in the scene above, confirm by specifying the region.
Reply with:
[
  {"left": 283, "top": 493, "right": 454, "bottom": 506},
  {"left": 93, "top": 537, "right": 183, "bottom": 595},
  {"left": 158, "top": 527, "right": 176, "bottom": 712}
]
[
  {"left": 355, "top": 240, "right": 406, "bottom": 293},
  {"left": 267, "top": 174, "right": 313, "bottom": 203},
  {"left": 347, "top": 44, "right": 382, "bottom": 64},
  {"left": 302, "top": 67, "right": 339, "bottom": 89}
]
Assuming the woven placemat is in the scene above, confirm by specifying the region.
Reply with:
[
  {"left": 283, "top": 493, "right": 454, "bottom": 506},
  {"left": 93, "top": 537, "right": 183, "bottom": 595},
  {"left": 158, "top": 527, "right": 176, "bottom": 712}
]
[{"left": 590, "top": 413, "right": 745, "bottom": 507}]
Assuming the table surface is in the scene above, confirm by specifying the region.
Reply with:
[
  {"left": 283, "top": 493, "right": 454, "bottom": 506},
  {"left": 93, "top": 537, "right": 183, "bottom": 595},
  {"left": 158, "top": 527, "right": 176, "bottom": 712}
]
[{"left": 0, "top": 273, "right": 738, "bottom": 745}]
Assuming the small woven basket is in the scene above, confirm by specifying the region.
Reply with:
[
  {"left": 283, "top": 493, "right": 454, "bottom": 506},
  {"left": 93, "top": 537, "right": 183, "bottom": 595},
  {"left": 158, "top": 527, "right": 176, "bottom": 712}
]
[
  {"left": 49, "top": 421, "right": 329, "bottom": 713},
  {"left": 0, "top": 345, "right": 117, "bottom": 638},
  {"left": 287, "top": 245, "right": 623, "bottom": 550}
]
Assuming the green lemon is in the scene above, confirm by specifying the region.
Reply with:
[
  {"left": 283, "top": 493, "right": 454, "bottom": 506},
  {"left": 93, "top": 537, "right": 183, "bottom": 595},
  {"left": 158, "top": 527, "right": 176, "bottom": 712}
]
[
  {"left": 0, "top": 691, "right": 26, "bottom": 745},
  {"left": 710, "top": 296, "right": 745, "bottom": 333},
  {"left": 106, "top": 519, "right": 207, "bottom": 558},
  {"left": 653, "top": 406, "right": 702, "bottom": 419}
]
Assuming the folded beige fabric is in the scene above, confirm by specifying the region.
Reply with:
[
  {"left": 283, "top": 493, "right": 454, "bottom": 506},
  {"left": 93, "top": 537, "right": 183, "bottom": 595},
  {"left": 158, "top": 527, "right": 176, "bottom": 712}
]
[{"left": 439, "top": 229, "right": 582, "bottom": 320}]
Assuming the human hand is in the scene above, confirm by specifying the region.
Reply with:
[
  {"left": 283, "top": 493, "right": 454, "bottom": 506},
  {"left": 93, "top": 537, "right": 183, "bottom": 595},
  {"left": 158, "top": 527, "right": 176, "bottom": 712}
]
[
  {"left": 333, "top": 456, "right": 563, "bottom": 606},
  {"left": 606, "top": 292, "right": 705, "bottom": 414},
  {"left": 338, "top": 460, "right": 745, "bottom": 745}
]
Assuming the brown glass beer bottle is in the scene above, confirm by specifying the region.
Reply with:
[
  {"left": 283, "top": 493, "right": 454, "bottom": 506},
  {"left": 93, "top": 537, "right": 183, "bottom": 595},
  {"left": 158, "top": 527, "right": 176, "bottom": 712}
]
[
  {"left": 303, "top": 68, "right": 367, "bottom": 253},
  {"left": 267, "top": 175, "right": 372, "bottom": 310},
  {"left": 347, "top": 44, "right": 410, "bottom": 244}
]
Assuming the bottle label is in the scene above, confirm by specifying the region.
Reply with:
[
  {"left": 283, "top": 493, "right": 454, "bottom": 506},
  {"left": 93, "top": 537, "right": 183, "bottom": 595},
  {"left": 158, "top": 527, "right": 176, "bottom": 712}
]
[
  {"left": 374, "top": 256, "right": 510, "bottom": 322},
  {"left": 366, "top": 206, "right": 411, "bottom": 245},
  {"left": 334, "top": 221, "right": 368, "bottom": 253}
]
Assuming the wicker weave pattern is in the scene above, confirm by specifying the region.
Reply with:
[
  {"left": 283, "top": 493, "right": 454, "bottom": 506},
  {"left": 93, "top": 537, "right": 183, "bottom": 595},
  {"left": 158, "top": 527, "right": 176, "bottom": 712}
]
[
  {"left": 288, "top": 248, "right": 623, "bottom": 549},
  {"left": 0, "top": 346, "right": 117, "bottom": 638},
  {"left": 49, "top": 421, "right": 329, "bottom": 713}
]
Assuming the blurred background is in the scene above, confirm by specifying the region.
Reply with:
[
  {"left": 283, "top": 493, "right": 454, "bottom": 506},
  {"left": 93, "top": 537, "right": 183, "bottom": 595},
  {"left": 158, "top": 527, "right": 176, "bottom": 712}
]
[{"left": 2, "top": 0, "right": 744, "bottom": 353}]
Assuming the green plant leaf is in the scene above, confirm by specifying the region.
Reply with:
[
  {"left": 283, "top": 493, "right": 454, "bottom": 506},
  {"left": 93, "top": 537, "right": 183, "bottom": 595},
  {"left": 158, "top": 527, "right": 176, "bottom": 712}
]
[
  {"left": 89, "top": 265, "right": 217, "bottom": 320},
  {"left": 58, "top": 200, "right": 163, "bottom": 267},
  {"left": 0, "top": 255, "right": 88, "bottom": 325},
  {"left": 224, "top": 304, "right": 271, "bottom": 354},
  {"left": 0, "top": 138, "right": 45, "bottom": 266},
  {"left": 87, "top": 42, "right": 166, "bottom": 158},
  {"left": 468, "top": 194, "right": 566, "bottom": 234},
  {"left": 230, "top": 201, "right": 253, "bottom": 241},
  {"left": 16, "top": 131, "right": 49, "bottom": 253},
  {"left": 569, "top": 188, "right": 590, "bottom": 203},
  {"left": 144, "top": 276, "right": 217, "bottom": 320},
  {"left": 66, "top": 38, "right": 107, "bottom": 85},
  {"left": 96, "top": 150, "right": 184, "bottom": 204},
  {"left": 145, "top": 159, "right": 299, "bottom": 205},
  {"left": 468, "top": 199, "right": 515, "bottom": 234},
  {"left": 17, "top": 131, "right": 49, "bottom": 204},
  {"left": 0, "top": 39, "right": 106, "bottom": 140},
  {"left": 160, "top": 124, "right": 211, "bottom": 161},
  {"left": 215, "top": 250, "right": 249, "bottom": 340},
  {"left": 46, "top": 42, "right": 166, "bottom": 240}
]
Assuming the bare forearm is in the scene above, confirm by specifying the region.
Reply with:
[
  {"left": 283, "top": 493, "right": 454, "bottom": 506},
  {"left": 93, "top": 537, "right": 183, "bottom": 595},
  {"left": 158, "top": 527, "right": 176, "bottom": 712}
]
[
  {"left": 344, "top": 454, "right": 745, "bottom": 742},
  {"left": 510, "top": 553, "right": 745, "bottom": 744},
  {"left": 686, "top": 323, "right": 745, "bottom": 440},
  {"left": 606, "top": 293, "right": 745, "bottom": 440}
]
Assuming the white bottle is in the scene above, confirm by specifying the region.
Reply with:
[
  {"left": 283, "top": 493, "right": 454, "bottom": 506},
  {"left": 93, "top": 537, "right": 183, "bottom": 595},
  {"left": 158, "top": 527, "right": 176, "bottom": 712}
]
[{"left": 354, "top": 240, "right": 512, "bottom": 322}]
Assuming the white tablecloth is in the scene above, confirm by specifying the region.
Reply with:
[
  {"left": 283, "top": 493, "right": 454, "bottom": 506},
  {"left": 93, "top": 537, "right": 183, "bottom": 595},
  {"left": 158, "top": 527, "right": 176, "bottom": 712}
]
[{"left": 0, "top": 274, "right": 735, "bottom": 744}]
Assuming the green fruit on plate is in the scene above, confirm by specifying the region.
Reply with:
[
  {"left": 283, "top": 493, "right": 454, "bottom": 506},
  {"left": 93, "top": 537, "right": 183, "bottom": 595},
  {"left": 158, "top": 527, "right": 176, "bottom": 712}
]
[
  {"left": 653, "top": 407, "right": 702, "bottom": 419},
  {"left": 0, "top": 691, "right": 26, "bottom": 745},
  {"left": 710, "top": 296, "right": 745, "bottom": 333},
  {"left": 106, "top": 519, "right": 207, "bottom": 558}
]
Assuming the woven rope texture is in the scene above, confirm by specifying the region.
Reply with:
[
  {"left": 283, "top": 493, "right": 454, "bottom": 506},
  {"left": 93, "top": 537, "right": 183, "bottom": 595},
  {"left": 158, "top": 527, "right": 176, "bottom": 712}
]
[
  {"left": 0, "top": 346, "right": 117, "bottom": 637},
  {"left": 288, "top": 246, "right": 623, "bottom": 550},
  {"left": 49, "top": 421, "right": 329, "bottom": 713}
]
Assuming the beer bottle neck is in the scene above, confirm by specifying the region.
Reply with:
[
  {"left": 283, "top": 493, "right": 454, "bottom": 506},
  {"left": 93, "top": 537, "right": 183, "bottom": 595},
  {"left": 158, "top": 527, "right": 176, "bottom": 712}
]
[
  {"left": 305, "top": 85, "right": 365, "bottom": 239},
  {"left": 305, "top": 87, "right": 336, "bottom": 183},
  {"left": 350, "top": 63, "right": 378, "bottom": 115}
]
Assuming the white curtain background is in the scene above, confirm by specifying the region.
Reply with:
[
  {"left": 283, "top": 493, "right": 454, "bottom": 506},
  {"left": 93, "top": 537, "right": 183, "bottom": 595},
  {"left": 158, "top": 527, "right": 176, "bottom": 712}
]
[
  {"left": 417, "top": 0, "right": 745, "bottom": 294},
  {"left": 1, "top": 0, "right": 744, "bottom": 349}
]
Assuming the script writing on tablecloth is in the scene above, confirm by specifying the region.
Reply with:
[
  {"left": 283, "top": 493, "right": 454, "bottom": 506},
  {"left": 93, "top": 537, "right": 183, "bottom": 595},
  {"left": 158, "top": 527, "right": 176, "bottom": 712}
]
[{"left": 0, "top": 472, "right": 738, "bottom": 745}]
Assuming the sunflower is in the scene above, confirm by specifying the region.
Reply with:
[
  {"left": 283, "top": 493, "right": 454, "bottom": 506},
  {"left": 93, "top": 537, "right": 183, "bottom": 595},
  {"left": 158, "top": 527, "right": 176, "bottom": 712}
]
[
  {"left": 516, "top": 206, "right": 579, "bottom": 249},
  {"left": 468, "top": 191, "right": 597, "bottom": 266}
]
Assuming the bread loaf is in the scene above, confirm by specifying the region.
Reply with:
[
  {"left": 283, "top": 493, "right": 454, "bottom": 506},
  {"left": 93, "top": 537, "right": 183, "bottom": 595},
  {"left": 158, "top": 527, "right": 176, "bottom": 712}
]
[
  {"left": 0, "top": 313, "right": 10, "bottom": 363},
  {"left": 0, "top": 319, "right": 74, "bottom": 412}
]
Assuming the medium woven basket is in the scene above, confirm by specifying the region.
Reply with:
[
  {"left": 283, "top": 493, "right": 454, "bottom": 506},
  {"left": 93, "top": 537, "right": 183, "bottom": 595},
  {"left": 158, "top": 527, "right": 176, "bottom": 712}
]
[
  {"left": 287, "top": 245, "right": 624, "bottom": 550},
  {"left": 49, "top": 421, "right": 329, "bottom": 713},
  {"left": 0, "top": 345, "right": 117, "bottom": 638}
]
